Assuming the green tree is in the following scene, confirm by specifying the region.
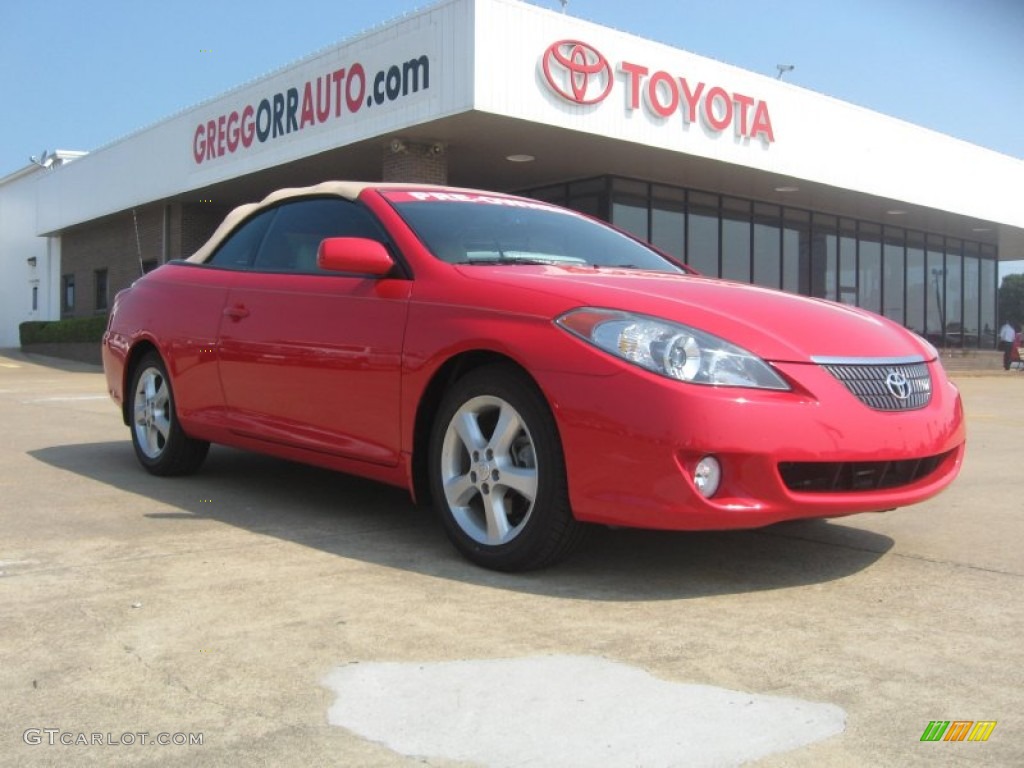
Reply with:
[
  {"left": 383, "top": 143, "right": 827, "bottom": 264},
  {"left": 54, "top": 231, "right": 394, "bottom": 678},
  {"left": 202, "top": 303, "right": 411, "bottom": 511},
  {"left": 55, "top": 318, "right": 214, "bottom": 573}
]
[{"left": 999, "top": 273, "right": 1024, "bottom": 327}]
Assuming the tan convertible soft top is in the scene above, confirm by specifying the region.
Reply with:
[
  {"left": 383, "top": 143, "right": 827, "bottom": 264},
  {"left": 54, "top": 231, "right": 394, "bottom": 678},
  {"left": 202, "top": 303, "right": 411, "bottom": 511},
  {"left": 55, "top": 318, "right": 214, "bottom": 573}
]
[
  {"left": 186, "top": 181, "right": 374, "bottom": 264},
  {"left": 185, "top": 180, "right": 504, "bottom": 264}
]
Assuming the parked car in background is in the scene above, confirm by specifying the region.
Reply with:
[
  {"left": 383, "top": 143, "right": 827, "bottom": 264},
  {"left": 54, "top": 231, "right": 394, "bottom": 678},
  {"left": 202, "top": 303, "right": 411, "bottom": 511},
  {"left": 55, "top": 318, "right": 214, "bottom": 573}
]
[
  {"left": 939, "top": 322, "right": 979, "bottom": 348},
  {"left": 102, "top": 182, "right": 966, "bottom": 571}
]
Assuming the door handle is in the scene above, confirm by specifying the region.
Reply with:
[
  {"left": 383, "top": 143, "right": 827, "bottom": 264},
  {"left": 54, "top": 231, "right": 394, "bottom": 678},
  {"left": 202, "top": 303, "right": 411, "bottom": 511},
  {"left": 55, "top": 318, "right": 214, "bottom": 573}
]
[{"left": 223, "top": 304, "right": 250, "bottom": 321}]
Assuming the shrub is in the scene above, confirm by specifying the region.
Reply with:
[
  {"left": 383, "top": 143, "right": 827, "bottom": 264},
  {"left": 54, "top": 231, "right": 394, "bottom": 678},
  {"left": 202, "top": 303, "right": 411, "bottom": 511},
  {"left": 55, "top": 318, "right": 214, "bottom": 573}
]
[{"left": 20, "top": 315, "right": 108, "bottom": 345}]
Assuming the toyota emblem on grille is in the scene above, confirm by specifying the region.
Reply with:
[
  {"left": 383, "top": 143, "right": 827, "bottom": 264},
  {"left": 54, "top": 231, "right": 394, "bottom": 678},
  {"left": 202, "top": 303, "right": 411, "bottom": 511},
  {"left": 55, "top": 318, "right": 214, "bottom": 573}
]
[{"left": 885, "top": 370, "right": 912, "bottom": 400}]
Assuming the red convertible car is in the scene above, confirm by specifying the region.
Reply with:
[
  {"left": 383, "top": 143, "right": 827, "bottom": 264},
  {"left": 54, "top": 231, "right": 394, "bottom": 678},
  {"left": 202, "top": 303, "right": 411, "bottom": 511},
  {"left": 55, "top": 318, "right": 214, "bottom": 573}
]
[{"left": 102, "top": 182, "right": 965, "bottom": 570}]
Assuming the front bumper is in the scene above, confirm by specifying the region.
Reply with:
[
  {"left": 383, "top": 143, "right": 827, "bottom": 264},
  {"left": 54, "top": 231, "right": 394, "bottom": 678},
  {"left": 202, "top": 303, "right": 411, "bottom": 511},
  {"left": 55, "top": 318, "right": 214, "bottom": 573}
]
[{"left": 541, "top": 359, "right": 965, "bottom": 530}]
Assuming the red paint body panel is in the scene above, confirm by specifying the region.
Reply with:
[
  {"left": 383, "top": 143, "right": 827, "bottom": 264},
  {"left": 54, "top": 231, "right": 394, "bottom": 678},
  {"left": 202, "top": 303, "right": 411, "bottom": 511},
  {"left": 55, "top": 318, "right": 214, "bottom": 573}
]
[
  {"left": 103, "top": 264, "right": 232, "bottom": 422},
  {"left": 216, "top": 270, "right": 410, "bottom": 464},
  {"left": 103, "top": 183, "right": 965, "bottom": 533}
]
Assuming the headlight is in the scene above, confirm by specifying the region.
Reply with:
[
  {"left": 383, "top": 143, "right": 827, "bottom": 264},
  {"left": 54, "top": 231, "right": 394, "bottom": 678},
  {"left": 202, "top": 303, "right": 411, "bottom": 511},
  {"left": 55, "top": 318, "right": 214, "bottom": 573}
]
[{"left": 556, "top": 308, "right": 790, "bottom": 390}]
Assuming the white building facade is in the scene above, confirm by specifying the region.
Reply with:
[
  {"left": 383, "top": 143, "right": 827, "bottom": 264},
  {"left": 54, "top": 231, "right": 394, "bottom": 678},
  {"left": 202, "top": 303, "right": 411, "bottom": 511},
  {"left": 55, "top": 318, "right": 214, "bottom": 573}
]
[
  {"left": 3, "top": 0, "right": 1022, "bottom": 349},
  {"left": 0, "top": 152, "right": 85, "bottom": 348}
]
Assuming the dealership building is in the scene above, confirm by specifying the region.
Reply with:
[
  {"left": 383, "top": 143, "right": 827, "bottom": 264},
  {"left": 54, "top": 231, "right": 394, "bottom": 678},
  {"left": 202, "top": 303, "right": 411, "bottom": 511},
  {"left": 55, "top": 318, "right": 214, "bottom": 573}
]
[{"left": 2, "top": 0, "right": 1022, "bottom": 349}]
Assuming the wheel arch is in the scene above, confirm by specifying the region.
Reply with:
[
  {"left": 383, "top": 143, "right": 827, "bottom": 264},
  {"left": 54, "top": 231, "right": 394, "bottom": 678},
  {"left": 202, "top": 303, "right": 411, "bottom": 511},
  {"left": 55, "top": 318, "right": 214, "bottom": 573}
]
[
  {"left": 411, "top": 350, "right": 551, "bottom": 506},
  {"left": 120, "top": 339, "right": 160, "bottom": 426}
]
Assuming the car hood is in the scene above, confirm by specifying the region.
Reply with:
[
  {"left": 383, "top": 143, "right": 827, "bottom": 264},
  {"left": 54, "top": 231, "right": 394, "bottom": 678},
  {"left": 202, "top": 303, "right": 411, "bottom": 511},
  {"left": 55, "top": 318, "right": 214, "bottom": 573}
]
[{"left": 453, "top": 266, "right": 934, "bottom": 363}]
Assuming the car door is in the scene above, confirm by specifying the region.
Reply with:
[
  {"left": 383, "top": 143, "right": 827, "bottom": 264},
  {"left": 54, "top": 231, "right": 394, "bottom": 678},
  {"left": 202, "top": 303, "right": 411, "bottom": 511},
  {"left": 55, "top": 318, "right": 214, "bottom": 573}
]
[{"left": 214, "top": 197, "right": 411, "bottom": 466}]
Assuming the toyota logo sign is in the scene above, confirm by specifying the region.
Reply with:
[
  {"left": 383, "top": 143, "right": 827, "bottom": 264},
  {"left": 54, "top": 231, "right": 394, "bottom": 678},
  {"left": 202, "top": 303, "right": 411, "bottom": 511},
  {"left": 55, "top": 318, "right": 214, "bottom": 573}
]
[
  {"left": 542, "top": 40, "right": 613, "bottom": 105},
  {"left": 538, "top": 39, "right": 777, "bottom": 144}
]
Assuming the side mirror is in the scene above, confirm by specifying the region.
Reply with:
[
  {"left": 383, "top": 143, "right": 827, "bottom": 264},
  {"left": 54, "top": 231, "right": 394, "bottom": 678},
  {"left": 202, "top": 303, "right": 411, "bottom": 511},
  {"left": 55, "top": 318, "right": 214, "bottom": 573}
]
[{"left": 317, "top": 237, "right": 394, "bottom": 276}]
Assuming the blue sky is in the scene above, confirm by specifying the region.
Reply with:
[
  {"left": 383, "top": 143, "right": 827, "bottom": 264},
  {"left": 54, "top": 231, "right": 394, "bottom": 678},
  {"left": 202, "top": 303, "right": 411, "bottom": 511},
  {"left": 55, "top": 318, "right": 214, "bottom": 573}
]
[{"left": 2, "top": 0, "right": 1022, "bottom": 272}]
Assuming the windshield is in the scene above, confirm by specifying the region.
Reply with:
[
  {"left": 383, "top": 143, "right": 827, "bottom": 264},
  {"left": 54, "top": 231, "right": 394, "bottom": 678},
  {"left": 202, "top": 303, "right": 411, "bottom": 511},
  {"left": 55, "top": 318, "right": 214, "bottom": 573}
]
[{"left": 389, "top": 196, "right": 683, "bottom": 273}]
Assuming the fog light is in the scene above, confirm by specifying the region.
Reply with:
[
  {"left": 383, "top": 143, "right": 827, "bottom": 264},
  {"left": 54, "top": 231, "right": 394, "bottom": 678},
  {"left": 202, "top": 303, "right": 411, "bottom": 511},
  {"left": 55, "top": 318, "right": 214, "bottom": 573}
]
[{"left": 694, "top": 456, "right": 721, "bottom": 498}]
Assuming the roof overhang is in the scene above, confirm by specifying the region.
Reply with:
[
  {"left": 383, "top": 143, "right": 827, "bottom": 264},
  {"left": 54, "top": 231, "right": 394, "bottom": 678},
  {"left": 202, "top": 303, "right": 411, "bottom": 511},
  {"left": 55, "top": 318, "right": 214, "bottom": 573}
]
[{"left": 169, "top": 110, "right": 1017, "bottom": 258}]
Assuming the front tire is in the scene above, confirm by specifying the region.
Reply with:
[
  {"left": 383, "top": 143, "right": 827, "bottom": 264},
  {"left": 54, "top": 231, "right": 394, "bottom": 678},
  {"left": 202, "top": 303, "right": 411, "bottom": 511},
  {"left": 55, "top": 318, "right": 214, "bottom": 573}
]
[
  {"left": 428, "top": 364, "right": 585, "bottom": 571},
  {"left": 129, "top": 351, "right": 209, "bottom": 476}
]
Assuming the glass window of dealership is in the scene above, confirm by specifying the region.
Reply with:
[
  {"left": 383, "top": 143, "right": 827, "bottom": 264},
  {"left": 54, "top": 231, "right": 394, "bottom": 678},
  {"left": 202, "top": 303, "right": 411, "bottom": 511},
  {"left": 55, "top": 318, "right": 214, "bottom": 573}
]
[{"left": 526, "top": 176, "right": 999, "bottom": 349}]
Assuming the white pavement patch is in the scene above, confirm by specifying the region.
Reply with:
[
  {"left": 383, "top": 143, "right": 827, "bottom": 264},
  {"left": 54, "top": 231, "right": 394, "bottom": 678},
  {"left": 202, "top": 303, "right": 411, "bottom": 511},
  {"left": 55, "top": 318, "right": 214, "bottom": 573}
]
[{"left": 323, "top": 655, "right": 845, "bottom": 767}]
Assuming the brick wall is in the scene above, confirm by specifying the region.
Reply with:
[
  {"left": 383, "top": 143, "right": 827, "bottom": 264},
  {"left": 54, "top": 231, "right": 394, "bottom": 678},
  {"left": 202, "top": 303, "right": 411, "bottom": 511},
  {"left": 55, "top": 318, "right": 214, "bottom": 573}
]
[
  {"left": 59, "top": 202, "right": 228, "bottom": 318},
  {"left": 60, "top": 205, "right": 163, "bottom": 317},
  {"left": 166, "top": 203, "right": 183, "bottom": 264},
  {"left": 182, "top": 203, "right": 231, "bottom": 257},
  {"left": 381, "top": 140, "right": 448, "bottom": 184}
]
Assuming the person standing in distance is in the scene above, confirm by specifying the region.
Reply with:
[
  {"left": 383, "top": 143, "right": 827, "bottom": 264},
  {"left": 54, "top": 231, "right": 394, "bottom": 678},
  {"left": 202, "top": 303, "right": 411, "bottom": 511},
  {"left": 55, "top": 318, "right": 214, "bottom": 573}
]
[{"left": 999, "top": 320, "right": 1017, "bottom": 370}]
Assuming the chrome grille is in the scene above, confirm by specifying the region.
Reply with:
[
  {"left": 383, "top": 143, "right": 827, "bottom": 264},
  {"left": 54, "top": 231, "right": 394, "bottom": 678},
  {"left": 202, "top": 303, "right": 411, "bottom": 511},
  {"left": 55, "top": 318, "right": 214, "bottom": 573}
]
[{"left": 816, "top": 357, "right": 932, "bottom": 411}]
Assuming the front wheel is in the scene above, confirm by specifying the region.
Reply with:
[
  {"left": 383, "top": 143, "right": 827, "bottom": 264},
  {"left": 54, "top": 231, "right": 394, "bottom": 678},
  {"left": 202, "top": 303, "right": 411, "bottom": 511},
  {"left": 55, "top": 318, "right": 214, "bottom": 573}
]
[
  {"left": 428, "top": 364, "right": 585, "bottom": 571},
  {"left": 128, "top": 351, "right": 209, "bottom": 476}
]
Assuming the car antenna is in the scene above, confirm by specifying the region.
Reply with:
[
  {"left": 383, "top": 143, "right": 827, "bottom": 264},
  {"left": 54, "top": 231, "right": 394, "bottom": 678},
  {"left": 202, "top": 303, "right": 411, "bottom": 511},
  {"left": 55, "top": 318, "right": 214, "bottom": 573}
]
[{"left": 132, "top": 208, "right": 146, "bottom": 276}]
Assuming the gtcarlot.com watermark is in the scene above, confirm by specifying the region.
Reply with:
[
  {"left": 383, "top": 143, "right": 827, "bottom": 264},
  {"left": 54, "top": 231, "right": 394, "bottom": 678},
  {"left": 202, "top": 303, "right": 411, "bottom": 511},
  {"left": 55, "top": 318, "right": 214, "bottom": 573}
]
[{"left": 23, "top": 729, "right": 203, "bottom": 747}]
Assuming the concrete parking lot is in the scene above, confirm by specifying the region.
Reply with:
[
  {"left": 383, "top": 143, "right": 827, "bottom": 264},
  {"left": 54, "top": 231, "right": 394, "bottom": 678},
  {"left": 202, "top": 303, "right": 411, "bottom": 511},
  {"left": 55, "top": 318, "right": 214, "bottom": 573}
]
[{"left": 1, "top": 349, "right": 1020, "bottom": 767}]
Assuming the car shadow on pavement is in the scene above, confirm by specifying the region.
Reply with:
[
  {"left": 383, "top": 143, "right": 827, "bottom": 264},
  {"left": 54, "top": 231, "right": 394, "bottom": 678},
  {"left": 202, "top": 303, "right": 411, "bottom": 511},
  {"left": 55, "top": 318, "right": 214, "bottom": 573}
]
[
  {"left": 12, "top": 349, "right": 103, "bottom": 373},
  {"left": 29, "top": 441, "right": 894, "bottom": 602}
]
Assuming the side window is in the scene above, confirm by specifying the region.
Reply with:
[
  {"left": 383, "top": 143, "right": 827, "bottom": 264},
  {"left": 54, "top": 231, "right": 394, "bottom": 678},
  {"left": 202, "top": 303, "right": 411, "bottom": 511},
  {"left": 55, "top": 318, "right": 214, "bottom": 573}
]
[
  {"left": 208, "top": 208, "right": 276, "bottom": 269},
  {"left": 252, "top": 198, "right": 388, "bottom": 273}
]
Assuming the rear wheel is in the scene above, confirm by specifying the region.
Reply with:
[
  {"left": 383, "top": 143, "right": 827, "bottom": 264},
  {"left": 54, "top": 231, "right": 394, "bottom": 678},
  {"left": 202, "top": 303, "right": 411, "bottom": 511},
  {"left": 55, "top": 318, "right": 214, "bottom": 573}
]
[
  {"left": 429, "top": 364, "right": 585, "bottom": 571},
  {"left": 129, "top": 352, "right": 209, "bottom": 476}
]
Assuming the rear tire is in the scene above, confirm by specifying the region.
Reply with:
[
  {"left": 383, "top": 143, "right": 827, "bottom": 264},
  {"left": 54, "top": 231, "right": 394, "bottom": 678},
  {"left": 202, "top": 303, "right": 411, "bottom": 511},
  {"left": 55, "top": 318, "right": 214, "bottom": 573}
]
[
  {"left": 428, "top": 363, "right": 585, "bottom": 571},
  {"left": 128, "top": 351, "right": 209, "bottom": 476}
]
